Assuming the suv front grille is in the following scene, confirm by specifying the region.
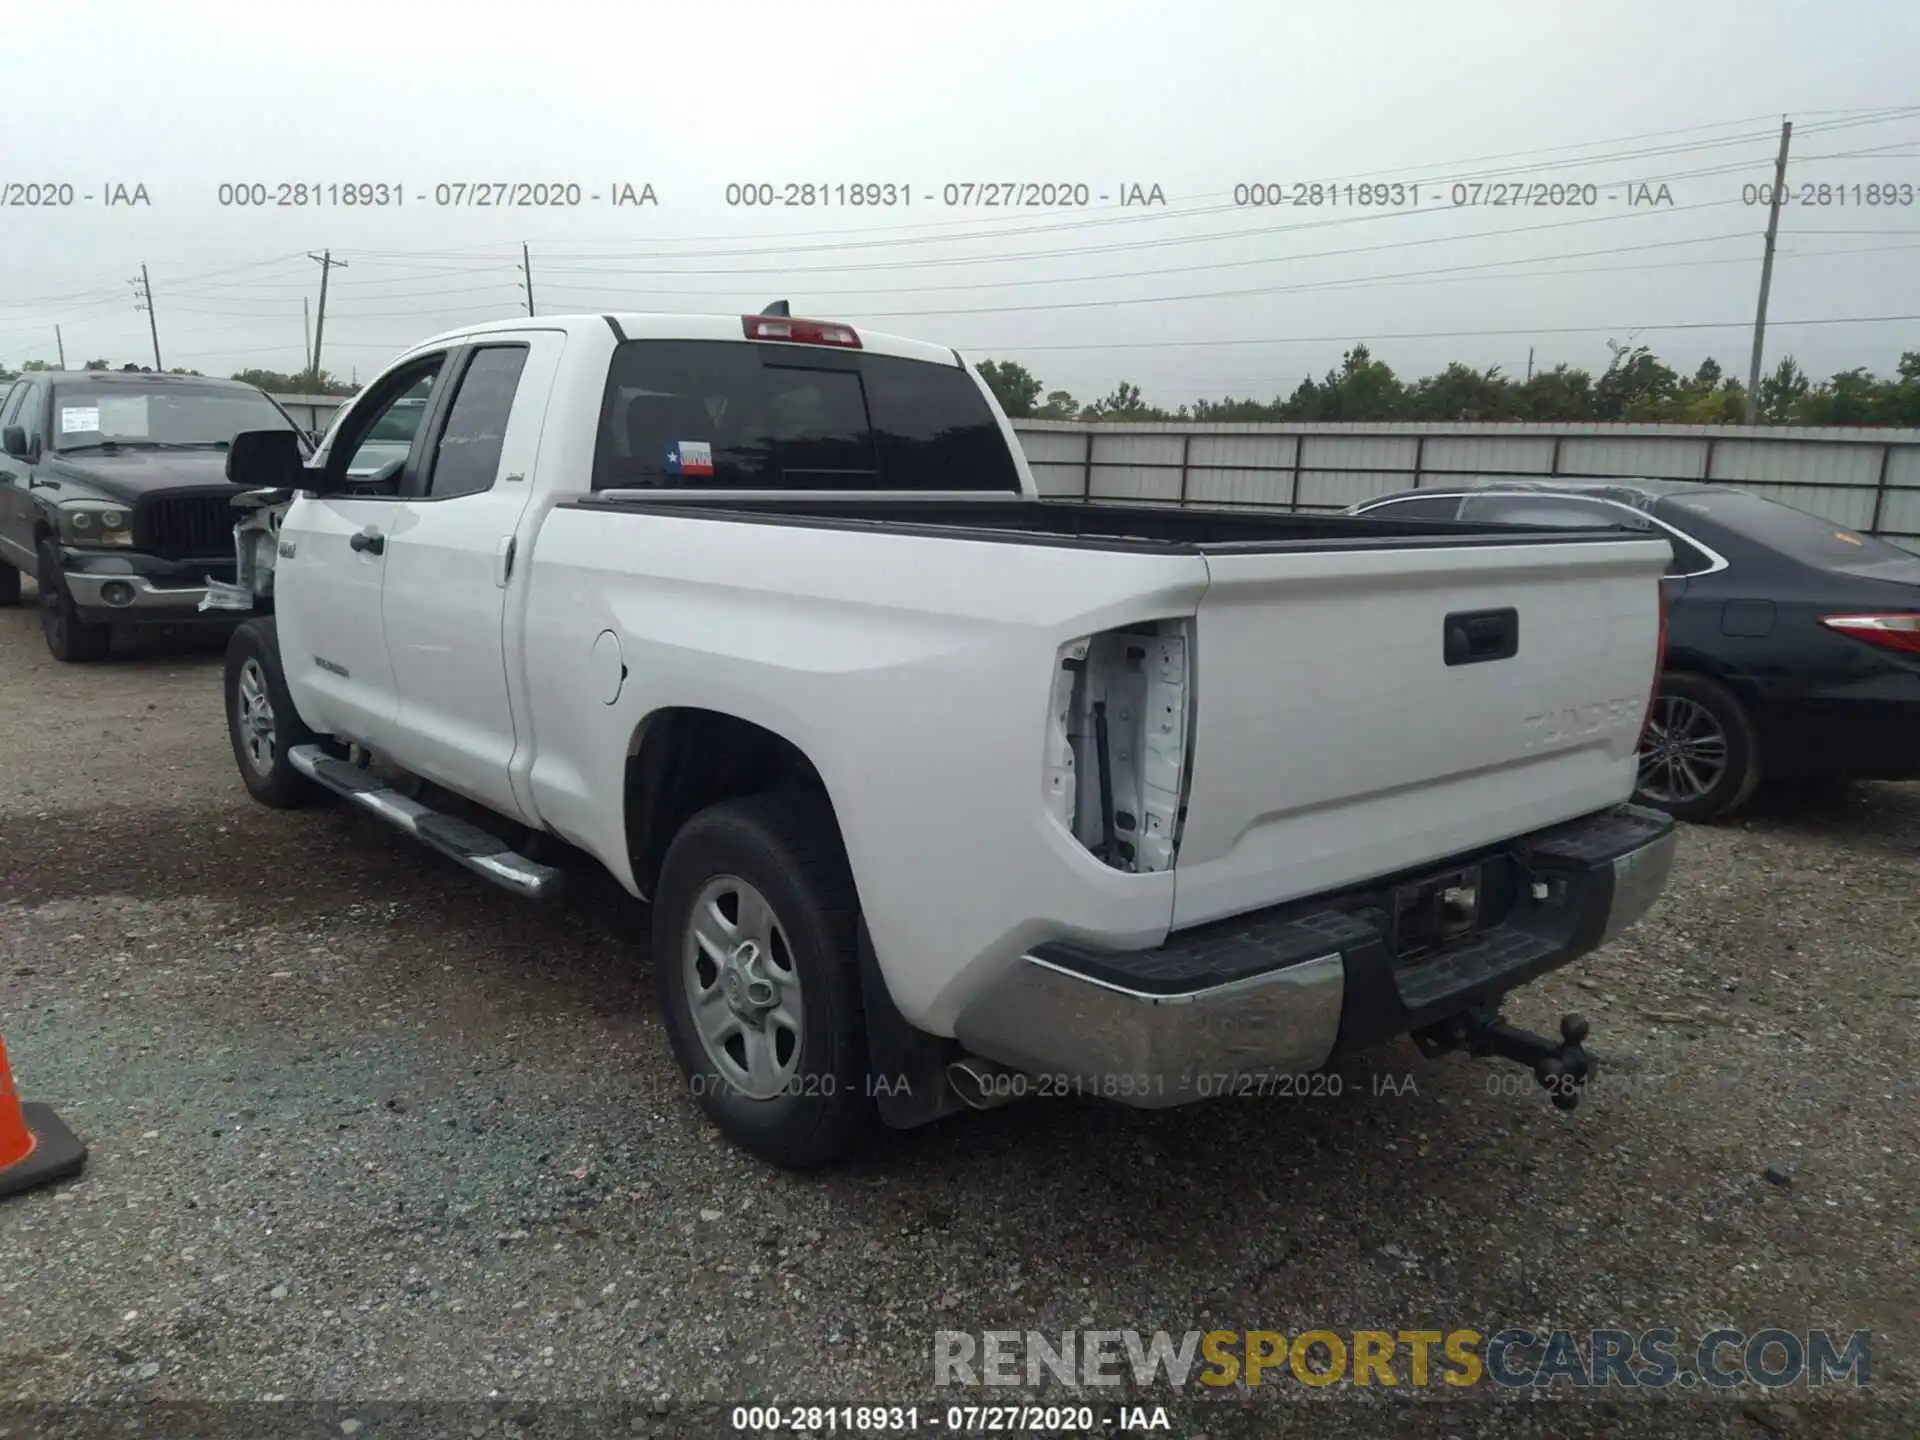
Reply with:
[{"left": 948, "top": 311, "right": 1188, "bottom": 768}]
[{"left": 135, "top": 491, "right": 239, "bottom": 559}]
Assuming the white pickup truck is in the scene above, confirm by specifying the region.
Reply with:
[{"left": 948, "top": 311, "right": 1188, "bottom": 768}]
[{"left": 212, "top": 309, "right": 1677, "bottom": 1167}]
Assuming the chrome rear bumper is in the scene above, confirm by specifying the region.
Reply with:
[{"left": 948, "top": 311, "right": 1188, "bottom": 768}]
[{"left": 952, "top": 804, "right": 1676, "bottom": 1109}]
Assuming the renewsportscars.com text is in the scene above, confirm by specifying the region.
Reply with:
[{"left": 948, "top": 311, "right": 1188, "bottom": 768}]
[{"left": 934, "top": 1327, "right": 1872, "bottom": 1391}]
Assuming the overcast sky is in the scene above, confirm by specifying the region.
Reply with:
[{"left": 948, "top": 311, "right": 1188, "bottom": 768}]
[{"left": 2, "top": 0, "right": 1916, "bottom": 403}]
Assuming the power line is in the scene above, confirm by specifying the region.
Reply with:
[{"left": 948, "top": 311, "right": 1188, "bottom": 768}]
[
  {"left": 158, "top": 230, "right": 1767, "bottom": 319},
  {"left": 535, "top": 232, "right": 1767, "bottom": 306},
  {"left": 963, "top": 314, "right": 1920, "bottom": 353},
  {"left": 529, "top": 197, "right": 1762, "bottom": 279},
  {"left": 98, "top": 234, "right": 1920, "bottom": 346},
  {"left": 151, "top": 306, "right": 1920, "bottom": 375}
]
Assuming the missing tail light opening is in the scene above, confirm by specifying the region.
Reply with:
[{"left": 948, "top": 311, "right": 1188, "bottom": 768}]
[{"left": 1044, "top": 620, "right": 1192, "bottom": 873}]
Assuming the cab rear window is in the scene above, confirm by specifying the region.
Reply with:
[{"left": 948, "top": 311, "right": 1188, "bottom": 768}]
[{"left": 591, "top": 340, "right": 1020, "bottom": 492}]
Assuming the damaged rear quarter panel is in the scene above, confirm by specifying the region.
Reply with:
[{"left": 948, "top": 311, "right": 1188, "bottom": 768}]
[{"left": 519, "top": 506, "right": 1211, "bottom": 1031}]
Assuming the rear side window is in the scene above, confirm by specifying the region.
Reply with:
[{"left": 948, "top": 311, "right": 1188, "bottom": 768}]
[
  {"left": 1458, "top": 494, "right": 1646, "bottom": 530},
  {"left": 592, "top": 340, "right": 1019, "bottom": 492},
  {"left": 424, "top": 345, "right": 528, "bottom": 498},
  {"left": 1459, "top": 491, "right": 1712, "bottom": 575},
  {"left": 1659, "top": 531, "right": 1716, "bottom": 576},
  {"left": 1361, "top": 494, "right": 1463, "bottom": 521}
]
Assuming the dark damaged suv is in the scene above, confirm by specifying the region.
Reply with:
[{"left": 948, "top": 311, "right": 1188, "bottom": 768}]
[{"left": 0, "top": 370, "right": 309, "bottom": 660}]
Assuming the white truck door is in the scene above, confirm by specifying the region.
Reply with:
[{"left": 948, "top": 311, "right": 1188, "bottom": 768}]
[
  {"left": 374, "top": 333, "right": 563, "bottom": 819},
  {"left": 276, "top": 355, "right": 450, "bottom": 748}
]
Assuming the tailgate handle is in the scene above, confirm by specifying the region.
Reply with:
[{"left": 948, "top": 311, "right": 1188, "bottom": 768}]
[{"left": 1444, "top": 608, "right": 1518, "bottom": 666}]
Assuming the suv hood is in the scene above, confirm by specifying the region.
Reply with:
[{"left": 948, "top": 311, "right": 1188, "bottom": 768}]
[{"left": 42, "top": 448, "right": 237, "bottom": 501}]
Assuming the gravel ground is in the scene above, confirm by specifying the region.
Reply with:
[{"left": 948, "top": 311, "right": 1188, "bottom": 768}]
[{"left": 1, "top": 597, "right": 1917, "bottom": 1440}]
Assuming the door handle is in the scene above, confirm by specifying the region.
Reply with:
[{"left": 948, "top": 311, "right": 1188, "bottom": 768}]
[{"left": 350, "top": 528, "right": 385, "bottom": 555}]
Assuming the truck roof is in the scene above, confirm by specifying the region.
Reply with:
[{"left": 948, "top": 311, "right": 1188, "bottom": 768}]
[
  {"left": 41, "top": 371, "right": 263, "bottom": 391},
  {"left": 401, "top": 312, "right": 967, "bottom": 370}
]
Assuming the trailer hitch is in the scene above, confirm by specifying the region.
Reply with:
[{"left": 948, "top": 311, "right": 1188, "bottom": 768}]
[{"left": 1414, "top": 1009, "right": 1597, "bottom": 1111}]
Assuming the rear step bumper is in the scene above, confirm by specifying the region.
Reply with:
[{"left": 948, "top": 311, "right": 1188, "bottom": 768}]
[
  {"left": 288, "top": 744, "right": 563, "bottom": 899},
  {"left": 952, "top": 803, "right": 1675, "bottom": 1108}
]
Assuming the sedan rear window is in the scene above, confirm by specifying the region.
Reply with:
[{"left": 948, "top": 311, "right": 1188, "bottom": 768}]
[
  {"left": 1670, "top": 490, "right": 1913, "bottom": 572},
  {"left": 592, "top": 340, "right": 1020, "bottom": 492}
]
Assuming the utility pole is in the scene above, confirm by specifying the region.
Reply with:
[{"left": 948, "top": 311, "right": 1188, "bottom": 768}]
[
  {"left": 520, "top": 242, "right": 535, "bottom": 316},
  {"left": 308, "top": 250, "right": 348, "bottom": 388},
  {"left": 55, "top": 326, "right": 66, "bottom": 370},
  {"left": 303, "top": 297, "right": 313, "bottom": 374},
  {"left": 1744, "top": 117, "right": 1793, "bottom": 424},
  {"left": 132, "top": 263, "right": 161, "bottom": 370},
  {"left": 1526, "top": 347, "right": 1534, "bottom": 383}
]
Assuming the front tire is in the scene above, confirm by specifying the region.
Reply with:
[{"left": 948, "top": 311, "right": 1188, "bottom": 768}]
[
  {"left": 37, "top": 540, "right": 111, "bottom": 662},
  {"left": 653, "top": 790, "right": 874, "bottom": 1170},
  {"left": 1635, "top": 672, "right": 1761, "bottom": 823},
  {"left": 225, "top": 617, "right": 323, "bottom": 808}
]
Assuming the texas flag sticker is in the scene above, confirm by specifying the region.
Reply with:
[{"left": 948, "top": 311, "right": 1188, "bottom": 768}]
[{"left": 664, "top": 440, "right": 714, "bottom": 477}]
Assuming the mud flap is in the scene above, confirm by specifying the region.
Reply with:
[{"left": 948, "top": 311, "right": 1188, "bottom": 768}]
[{"left": 857, "top": 918, "right": 967, "bottom": 1130}]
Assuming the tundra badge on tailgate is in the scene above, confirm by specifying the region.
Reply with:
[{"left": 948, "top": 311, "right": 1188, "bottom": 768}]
[{"left": 1523, "top": 696, "right": 1641, "bottom": 748}]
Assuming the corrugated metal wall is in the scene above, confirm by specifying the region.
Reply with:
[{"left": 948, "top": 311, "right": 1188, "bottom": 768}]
[
  {"left": 269, "top": 394, "right": 1920, "bottom": 553},
  {"left": 1013, "top": 420, "right": 1920, "bottom": 553}
]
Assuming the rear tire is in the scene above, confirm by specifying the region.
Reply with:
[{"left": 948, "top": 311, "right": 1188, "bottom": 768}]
[
  {"left": 1635, "top": 672, "right": 1761, "bottom": 823},
  {"left": 653, "top": 789, "right": 874, "bottom": 1170},
  {"left": 37, "top": 540, "right": 111, "bottom": 662},
  {"left": 0, "top": 560, "right": 20, "bottom": 606},
  {"left": 225, "top": 617, "right": 323, "bottom": 809}
]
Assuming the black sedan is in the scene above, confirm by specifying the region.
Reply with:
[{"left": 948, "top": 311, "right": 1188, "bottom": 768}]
[{"left": 1352, "top": 479, "right": 1920, "bottom": 821}]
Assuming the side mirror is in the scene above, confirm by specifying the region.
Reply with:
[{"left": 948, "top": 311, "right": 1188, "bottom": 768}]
[
  {"left": 227, "top": 428, "right": 309, "bottom": 490},
  {"left": 1, "top": 425, "right": 27, "bottom": 460}
]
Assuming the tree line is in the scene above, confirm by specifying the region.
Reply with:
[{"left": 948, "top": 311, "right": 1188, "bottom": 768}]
[{"left": 976, "top": 343, "right": 1920, "bottom": 427}]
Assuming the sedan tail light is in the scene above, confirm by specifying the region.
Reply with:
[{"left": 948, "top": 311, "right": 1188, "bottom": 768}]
[{"left": 1819, "top": 612, "right": 1920, "bottom": 656}]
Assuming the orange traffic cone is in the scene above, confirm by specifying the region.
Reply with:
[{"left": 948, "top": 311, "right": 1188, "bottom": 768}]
[{"left": 0, "top": 1030, "right": 86, "bottom": 1199}]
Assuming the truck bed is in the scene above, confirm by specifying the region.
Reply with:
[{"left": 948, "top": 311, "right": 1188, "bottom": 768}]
[
  {"left": 571, "top": 493, "right": 1629, "bottom": 552},
  {"left": 535, "top": 489, "right": 1669, "bottom": 947}
]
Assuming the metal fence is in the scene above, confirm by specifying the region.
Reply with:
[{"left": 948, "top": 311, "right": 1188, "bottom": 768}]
[
  {"left": 268, "top": 394, "right": 1920, "bottom": 553},
  {"left": 1013, "top": 420, "right": 1920, "bottom": 552}
]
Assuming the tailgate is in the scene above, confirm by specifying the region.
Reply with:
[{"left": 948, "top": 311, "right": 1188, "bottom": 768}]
[{"left": 1171, "top": 534, "right": 1670, "bottom": 929}]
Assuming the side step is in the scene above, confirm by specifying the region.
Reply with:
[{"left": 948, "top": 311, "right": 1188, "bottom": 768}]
[{"left": 288, "top": 744, "right": 563, "bottom": 899}]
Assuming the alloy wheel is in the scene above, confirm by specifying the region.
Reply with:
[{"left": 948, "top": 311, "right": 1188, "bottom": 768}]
[
  {"left": 682, "top": 874, "right": 805, "bottom": 1100},
  {"left": 1638, "top": 694, "right": 1729, "bottom": 804},
  {"left": 235, "top": 657, "right": 277, "bottom": 777}
]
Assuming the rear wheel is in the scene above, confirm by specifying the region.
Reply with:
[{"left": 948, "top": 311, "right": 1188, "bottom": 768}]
[
  {"left": 653, "top": 789, "right": 874, "bottom": 1169},
  {"left": 0, "top": 560, "right": 20, "bottom": 606},
  {"left": 225, "top": 617, "right": 323, "bottom": 808},
  {"left": 37, "top": 540, "right": 111, "bottom": 662},
  {"left": 1635, "top": 672, "right": 1760, "bottom": 823}
]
